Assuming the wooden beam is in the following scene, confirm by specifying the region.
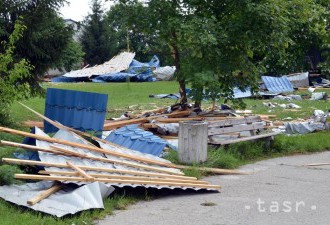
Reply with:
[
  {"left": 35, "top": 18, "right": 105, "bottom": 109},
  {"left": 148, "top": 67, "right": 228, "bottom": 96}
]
[
  {"left": 66, "top": 161, "right": 94, "bottom": 181},
  {"left": 155, "top": 117, "right": 204, "bottom": 123},
  {"left": 50, "top": 145, "right": 182, "bottom": 175},
  {"left": 208, "top": 123, "right": 265, "bottom": 135},
  {"left": 0, "top": 140, "right": 183, "bottom": 175},
  {"left": 103, "top": 118, "right": 149, "bottom": 130},
  {"left": 39, "top": 170, "right": 209, "bottom": 184},
  {"left": 22, "top": 120, "right": 44, "bottom": 128},
  {"left": 207, "top": 116, "right": 261, "bottom": 128},
  {"left": 15, "top": 174, "right": 220, "bottom": 190},
  {"left": 3, "top": 158, "right": 196, "bottom": 181},
  {"left": 0, "top": 126, "right": 176, "bottom": 168},
  {"left": 209, "top": 132, "right": 280, "bottom": 145},
  {"left": 27, "top": 184, "right": 62, "bottom": 205},
  {"left": 103, "top": 110, "right": 192, "bottom": 130},
  {"left": 174, "top": 165, "right": 250, "bottom": 175},
  {"left": 306, "top": 163, "right": 330, "bottom": 166}
]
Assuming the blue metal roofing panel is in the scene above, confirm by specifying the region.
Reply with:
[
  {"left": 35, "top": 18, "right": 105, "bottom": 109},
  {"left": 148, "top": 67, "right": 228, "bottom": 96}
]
[
  {"left": 261, "top": 76, "right": 294, "bottom": 93},
  {"left": 105, "top": 125, "right": 167, "bottom": 156},
  {"left": 44, "top": 88, "right": 108, "bottom": 135}
]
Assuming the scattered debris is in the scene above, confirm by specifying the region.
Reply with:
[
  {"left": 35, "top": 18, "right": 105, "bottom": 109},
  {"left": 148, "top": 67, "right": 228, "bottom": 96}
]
[{"left": 310, "top": 92, "right": 328, "bottom": 100}]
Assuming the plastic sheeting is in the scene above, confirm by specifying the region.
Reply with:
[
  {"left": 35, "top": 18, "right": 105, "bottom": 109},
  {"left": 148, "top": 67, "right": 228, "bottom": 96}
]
[
  {"left": 284, "top": 121, "right": 326, "bottom": 134},
  {"left": 233, "top": 87, "right": 252, "bottom": 99},
  {"left": 105, "top": 125, "right": 167, "bottom": 156},
  {"left": 0, "top": 181, "right": 114, "bottom": 217},
  {"left": 44, "top": 88, "right": 107, "bottom": 136},
  {"left": 153, "top": 66, "right": 176, "bottom": 81},
  {"left": 261, "top": 76, "right": 294, "bottom": 93}
]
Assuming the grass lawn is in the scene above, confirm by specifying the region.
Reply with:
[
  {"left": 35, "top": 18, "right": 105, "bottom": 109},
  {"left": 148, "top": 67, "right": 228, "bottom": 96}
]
[{"left": 1, "top": 81, "right": 330, "bottom": 224}]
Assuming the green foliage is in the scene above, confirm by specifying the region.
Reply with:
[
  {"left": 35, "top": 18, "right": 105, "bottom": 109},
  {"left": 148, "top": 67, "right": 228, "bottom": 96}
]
[
  {"left": 0, "top": 20, "right": 32, "bottom": 125},
  {"left": 81, "top": 0, "right": 112, "bottom": 66},
  {"left": 0, "top": 0, "right": 72, "bottom": 93},
  {"left": 0, "top": 165, "right": 23, "bottom": 185},
  {"left": 53, "top": 39, "right": 85, "bottom": 72}
]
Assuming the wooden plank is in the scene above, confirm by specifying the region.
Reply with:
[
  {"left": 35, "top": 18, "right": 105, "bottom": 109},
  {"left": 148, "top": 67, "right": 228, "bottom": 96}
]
[
  {"left": 306, "top": 163, "right": 330, "bottom": 166},
  {"left": 103, "top": 118, "right": 149, "bottom": 130},
  {"left": 27, "top": 184, "right": 62, "bottom": 205},
  {"left": 15, "top": 174, "right": 220, "bottom": 190},
  {"left": 1, "top": 140, "right": 181, "bottom": 175},
  {"left": 66, "top": 161, "right": 95, "bottom": 181},
  {"left": 174, "top": 165, "right": 250, "bottom": 175},
  {"left": 22, "top": 120, "right": 44, "bottom": 128},
  {"left": 203, "top": 116, "right": 242, "bottom": 121},
  {"left": 3, "top": 158, "right": 196, "bottom": 181},
  {"left": 155, "top": 117, "right": 204, "bottom": 123},
  {"left": 39, "top": 170, "right": 209, "bottom": 184},
  {"left": 207, "top": 116, "right": 261, "bottom": 128},
  {"left": 50, "top": 145, "right": 182, "bottom": 175},
  {"left": 141, "top": 123, "right": 159, "bottom": 129},
  {"left": 210, "top": 132, "right": 280, "bottom": 145},
  {"left": 103, "top": 110, "right": 192, "bottom": 130},
  {"left": 208, "top": 122, "right": 265, "bottom": 135},
  {"left": 0, "top": 126, "right": 176, "bottom": 168}
]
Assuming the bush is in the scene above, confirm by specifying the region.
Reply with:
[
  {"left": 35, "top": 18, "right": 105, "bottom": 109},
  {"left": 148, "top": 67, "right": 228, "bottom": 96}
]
[{"left": 0, "top": 165, "right": 23, "bottom": 185}]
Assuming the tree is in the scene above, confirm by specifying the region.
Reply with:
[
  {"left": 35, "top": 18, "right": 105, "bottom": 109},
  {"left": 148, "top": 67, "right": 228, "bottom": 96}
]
[
  {"left": 52, "top": 39, "right": 85, "bottom": 72},
  {"left": 105, "top": 2, "right": 167, "bottom": 62},
  {"left": 117, "top": 0, "right": 330, "bottom": 108},
  {"left": 0, "top": 0, "right": 73, "bottom": 94},
  {"left": 0, "top": 20, "right": 32, "bottom": 125},
  {"left": 80, "top": 0, "right": 112, "bottom": 66}
]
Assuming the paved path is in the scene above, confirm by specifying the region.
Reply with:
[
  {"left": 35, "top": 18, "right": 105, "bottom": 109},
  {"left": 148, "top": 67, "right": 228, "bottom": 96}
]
[{"left": 97, "top": 152, "right": 330, "bottom": 225}]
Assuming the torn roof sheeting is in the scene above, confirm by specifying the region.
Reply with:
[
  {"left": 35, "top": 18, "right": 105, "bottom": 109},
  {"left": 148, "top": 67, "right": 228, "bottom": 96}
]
[
  {"left": 261, "top": 76, "right": 294, "bottom": 93},
  {"left": 0, "top": 181, "right": 114, "bottom": 217},
  {"left": 44, "top": 88, "right": 107, "bottom": 136},
  {"left": 286, "top": 72, "right": 309, "bottom": 88},
  {"left": 105, "top": 124, "right": 167, "bottom": 157},
  {"left": 62, "top": 52, "right": 135, "bottom": 78},
  {"left": 91, "top": 55, "right": 160, "bottom": 83},
  {"left": 31, "top": 127, "right": 219, "bottom": 191}
]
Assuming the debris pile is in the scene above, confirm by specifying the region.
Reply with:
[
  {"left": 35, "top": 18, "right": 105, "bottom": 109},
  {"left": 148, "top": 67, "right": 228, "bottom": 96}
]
[{"left": 0, "top": 123, "right": 228, "bottom": 216}]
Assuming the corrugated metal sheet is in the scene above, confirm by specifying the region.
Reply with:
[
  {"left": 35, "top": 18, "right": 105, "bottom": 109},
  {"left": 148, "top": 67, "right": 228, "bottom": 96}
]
[
  {"left": 105, "top": 125, "right": 167, "bottom": 156},
  {"left": 0, "top": 181, "right": 114, "bottom": 217},
  {"left": 33, "top": 128, "right": 217, "bottom": 191},
  {"left": 286, "top": 72, "right": 309, "bottom": 88},
  {"left": 44, "top": 88, "right": 107, "bottom": 135},
  {"left": 60, "top": 52, "right": 135, "bottom": 79},
  {"left": 261, "top": 76, "right": 294, "bottom": 93},
  {"left": 92, "top": 56, "right": 160, "bottom": 83}
]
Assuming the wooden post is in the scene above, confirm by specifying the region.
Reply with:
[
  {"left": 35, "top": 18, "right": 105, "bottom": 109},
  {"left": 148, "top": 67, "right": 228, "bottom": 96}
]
[{"left": 178, "top": 121, "right": 208, "bottom": 163}]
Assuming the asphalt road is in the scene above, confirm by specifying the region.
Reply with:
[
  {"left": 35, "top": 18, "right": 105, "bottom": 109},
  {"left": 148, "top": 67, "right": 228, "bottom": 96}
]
[{"left": 97, "top": 151, "right": 330, "bottom": 225}]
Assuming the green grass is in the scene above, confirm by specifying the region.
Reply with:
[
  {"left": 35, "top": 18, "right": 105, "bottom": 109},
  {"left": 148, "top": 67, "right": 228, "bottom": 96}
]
[
  {"left": 11, "top": 82, "right": 180, "bottom": 124},
  {"left": 166, "top": 131, "right": 330, "bottom": 178},
  {"left": 1, "top": 82, "right": 330, "bottom": 223}
]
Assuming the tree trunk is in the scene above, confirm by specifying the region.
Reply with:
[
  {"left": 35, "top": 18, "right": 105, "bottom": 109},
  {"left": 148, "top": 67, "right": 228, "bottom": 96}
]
[{"left": 171, "top": 32, "right": 187, "bottom": 104}]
